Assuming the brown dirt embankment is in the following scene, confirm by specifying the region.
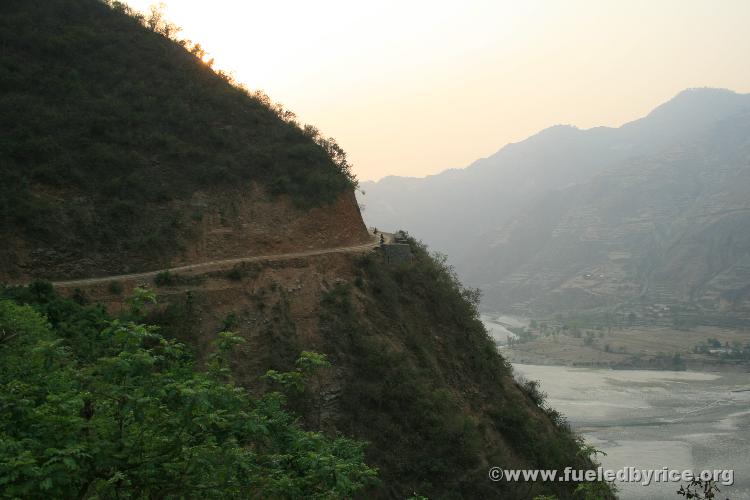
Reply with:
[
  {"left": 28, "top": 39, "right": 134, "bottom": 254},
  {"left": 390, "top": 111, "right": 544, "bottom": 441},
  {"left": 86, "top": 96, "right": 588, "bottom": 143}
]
[{"left": 2, "top": 184, "right": 369, "bottom": 283}]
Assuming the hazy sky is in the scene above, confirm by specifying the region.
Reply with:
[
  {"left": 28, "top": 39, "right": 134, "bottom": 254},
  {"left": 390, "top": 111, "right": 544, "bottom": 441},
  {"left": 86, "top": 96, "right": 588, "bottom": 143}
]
[{"left": 125, "top": 0, "right": 750, "bottom": 181}]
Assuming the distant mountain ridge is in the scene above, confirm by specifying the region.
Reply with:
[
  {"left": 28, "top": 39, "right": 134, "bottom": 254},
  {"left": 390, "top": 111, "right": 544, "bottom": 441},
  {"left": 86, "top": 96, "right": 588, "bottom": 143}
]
[{"left": 360, "top": 88, "right": 750, "bottom": 324}]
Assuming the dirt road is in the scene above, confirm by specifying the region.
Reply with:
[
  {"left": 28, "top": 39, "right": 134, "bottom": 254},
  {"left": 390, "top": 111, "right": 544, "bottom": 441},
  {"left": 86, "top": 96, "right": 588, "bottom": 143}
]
[{"left": 48, "top": 232, "right": 391, "bottom": 288}]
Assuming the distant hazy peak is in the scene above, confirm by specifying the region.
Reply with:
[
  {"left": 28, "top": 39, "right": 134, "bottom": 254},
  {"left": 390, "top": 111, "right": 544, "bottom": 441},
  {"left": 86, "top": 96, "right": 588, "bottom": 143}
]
[
  {"left": 634, "top": 87, "right": 750, "bottom": 124},
  {"left": 363, "top": 87, "right": 750, "bottom": 187}
]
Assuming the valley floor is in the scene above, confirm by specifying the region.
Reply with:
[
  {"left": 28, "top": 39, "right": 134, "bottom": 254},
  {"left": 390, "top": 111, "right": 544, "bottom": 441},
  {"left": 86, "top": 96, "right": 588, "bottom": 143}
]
[{"left": 483, "top": 315, "right": 750, "bottom": 372}]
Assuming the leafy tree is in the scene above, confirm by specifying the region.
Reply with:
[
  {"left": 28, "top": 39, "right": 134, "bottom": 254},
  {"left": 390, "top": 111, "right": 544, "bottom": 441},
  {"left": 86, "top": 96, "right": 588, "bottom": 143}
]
[{"left": 0, "top": 290, "right": 377, "bottom": 498}]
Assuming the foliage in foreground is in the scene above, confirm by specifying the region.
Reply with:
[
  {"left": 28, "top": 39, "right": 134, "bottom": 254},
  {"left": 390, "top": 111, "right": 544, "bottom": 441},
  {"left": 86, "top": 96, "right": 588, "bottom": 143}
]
[{"left": 0, "top": 284, "right": 376, "bottom": 498}]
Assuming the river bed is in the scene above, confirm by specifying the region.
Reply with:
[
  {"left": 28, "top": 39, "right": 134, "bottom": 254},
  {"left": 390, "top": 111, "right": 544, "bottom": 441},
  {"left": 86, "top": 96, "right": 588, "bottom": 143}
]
[
  {"left": 480, "top": 313, "right": 523, "bottom": 343},
  {"left": 512, "top": 364, "right": 750, "bottom": 499}
]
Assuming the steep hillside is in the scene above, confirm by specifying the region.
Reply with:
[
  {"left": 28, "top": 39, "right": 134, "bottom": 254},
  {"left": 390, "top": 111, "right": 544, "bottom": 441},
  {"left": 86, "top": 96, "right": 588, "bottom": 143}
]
[
  {"left": 50, "top": 240, "right": 608, "bottom": 499},
  {"left": 0, "top": 1, "right": 610, "bottom": 498},
  {"left": 0, "top": 0, "right": 368, "bottom": 282},
  {"left": 360, "top": 89, "right": 750, "bottom": 322}
]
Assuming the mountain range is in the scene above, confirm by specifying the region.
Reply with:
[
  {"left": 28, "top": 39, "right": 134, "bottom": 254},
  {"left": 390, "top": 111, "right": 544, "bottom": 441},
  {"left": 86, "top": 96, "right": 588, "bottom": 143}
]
[{"left": 360, "top": 88, "right": 750, "bottom": 325}]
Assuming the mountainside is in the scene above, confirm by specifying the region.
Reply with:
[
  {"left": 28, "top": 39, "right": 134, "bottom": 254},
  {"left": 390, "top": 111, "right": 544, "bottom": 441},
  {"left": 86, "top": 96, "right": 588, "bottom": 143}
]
[
  {"left": 0, "top": 0, "right": 368, "bottom": 282},
  {"left": 360, "top": 89, "right": 750, "bottom": 323},
  {"left": 469, "top": 111, "right": 750, "bottom": 324},
  {"left": 0, "top": 1, "right": 607, "bottom": 498},
  {"left": 59, "top": 238, "right": 605, "bottom": 499}
]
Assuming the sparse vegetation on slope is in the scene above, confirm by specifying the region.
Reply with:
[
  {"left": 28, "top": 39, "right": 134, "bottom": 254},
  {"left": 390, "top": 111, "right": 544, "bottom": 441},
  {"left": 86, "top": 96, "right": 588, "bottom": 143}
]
[{"left": 0, "top": 0, "right": 357, "bottom": 275}]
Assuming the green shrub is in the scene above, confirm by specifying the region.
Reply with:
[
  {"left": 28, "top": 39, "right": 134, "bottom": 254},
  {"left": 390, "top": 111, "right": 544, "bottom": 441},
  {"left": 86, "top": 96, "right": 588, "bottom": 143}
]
[
  {"left": 221, "top": 311, "right": 238, "bottom": 331},
  {"left": 153, "top": 271, "right": 174, "bottom": 286},
  {"left": 0, "top": 287, "right": 377, "bottom": 497},
  {"left": 519, "top": 377, "right": 547, "bottom": 406}
]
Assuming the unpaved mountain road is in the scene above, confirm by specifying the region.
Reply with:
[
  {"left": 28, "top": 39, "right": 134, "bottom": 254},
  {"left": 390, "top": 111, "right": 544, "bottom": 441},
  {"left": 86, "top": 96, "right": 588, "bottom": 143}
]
[{"left": 48, "top": 232, "right": 392, "bottom": 288}]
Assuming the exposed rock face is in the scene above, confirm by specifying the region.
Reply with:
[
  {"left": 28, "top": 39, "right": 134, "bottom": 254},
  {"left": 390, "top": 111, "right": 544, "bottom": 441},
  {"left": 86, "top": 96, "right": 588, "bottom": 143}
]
[
  {"left": 1, "top": 185, "right": 369, "bottom": 282},
  {"left": 180, "top": 185, "right": 369, "bottom": 263},
  {"left": 179, "top": 187, "right": 369, "bottom": 264}
]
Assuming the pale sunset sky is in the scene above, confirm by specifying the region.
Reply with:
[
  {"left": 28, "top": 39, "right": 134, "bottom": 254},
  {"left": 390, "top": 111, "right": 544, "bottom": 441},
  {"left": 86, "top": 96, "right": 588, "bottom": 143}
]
[{"left": 125, "top": 0, "right": 750, "bottom": 181}]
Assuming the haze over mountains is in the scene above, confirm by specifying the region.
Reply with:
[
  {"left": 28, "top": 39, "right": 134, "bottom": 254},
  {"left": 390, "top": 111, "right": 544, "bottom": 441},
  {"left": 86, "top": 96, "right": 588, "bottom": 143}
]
[{"left": 360, "top": 88, "right": 750, "bottom": 324}]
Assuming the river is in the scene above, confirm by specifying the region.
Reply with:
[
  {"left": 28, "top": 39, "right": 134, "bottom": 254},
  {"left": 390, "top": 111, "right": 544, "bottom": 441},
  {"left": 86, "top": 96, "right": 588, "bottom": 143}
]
[
  {"left": 480, "top": 313, "right": 522, "bottom": 344},
  {"left": 512, "top": 363, "right": 750, "bottom": 499}
]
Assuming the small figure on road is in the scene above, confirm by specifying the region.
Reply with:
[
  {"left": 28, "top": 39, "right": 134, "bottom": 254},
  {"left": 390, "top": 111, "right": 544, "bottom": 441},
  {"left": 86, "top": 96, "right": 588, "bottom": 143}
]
[
  {"left": 380, "top": 234, "right": 385, "bottom": 246},
  {"left": 373, "top": 227, "right": 378, "bottom": 234}
]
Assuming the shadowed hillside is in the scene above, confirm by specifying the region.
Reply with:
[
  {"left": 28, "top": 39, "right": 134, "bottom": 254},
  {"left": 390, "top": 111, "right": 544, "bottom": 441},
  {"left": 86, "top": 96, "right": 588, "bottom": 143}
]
[{"left": 0, "top": 0, "right": 366, "bottom": 282}]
